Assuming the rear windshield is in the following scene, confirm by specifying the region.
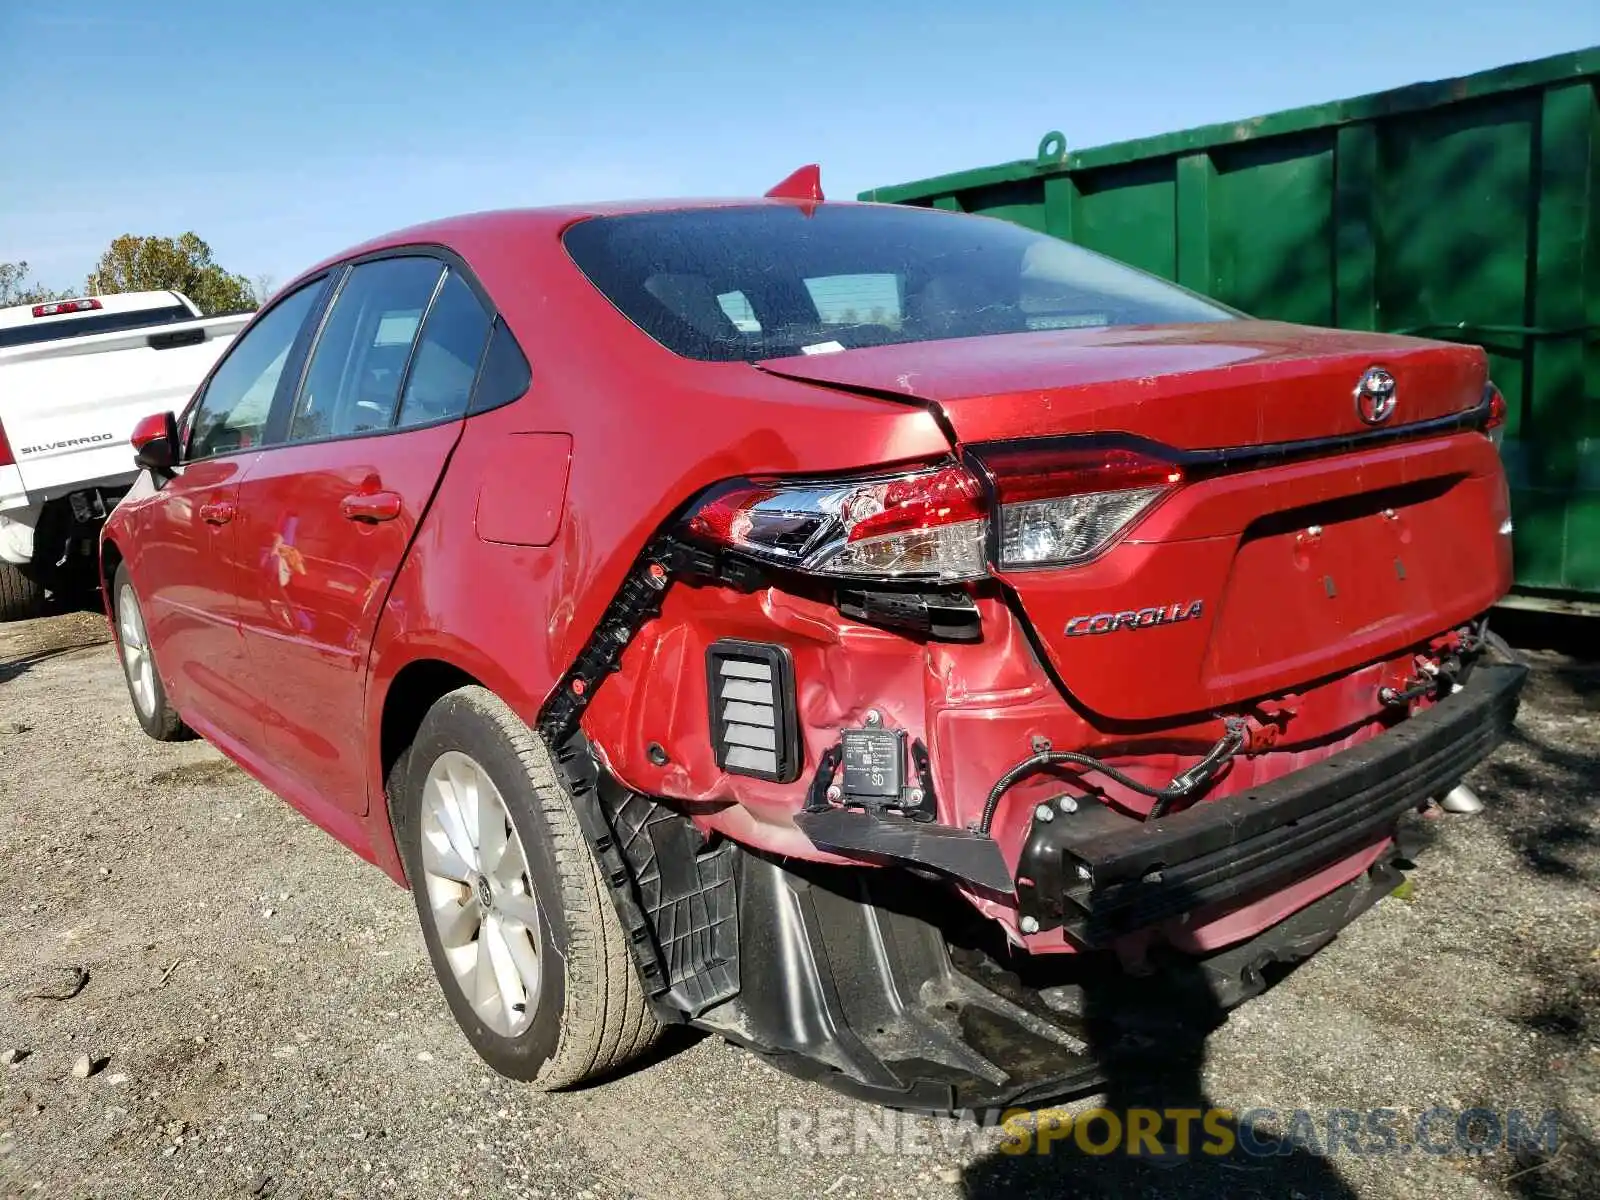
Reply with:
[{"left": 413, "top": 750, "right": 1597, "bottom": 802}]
[
  {"left": 562, "top": 205, "right": 1236, "bottom": 363},
  {"left": 0, "top": 303, "right": 195, "bottom": 350}
]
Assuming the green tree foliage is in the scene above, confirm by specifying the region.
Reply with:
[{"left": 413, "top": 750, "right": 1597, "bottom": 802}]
[
  {"left": 87, "top": 233, "right": 256, "bottom": 315},
  {"left": 0, "top": 261, "right": 72, "bottom": 306}
]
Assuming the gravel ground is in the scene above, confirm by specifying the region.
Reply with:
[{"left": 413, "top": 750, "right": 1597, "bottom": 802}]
[{"left": 0, "top": 610, "right": 1595, "bottom": 1199}]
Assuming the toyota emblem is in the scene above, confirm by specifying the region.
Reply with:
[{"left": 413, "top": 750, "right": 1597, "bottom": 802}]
[{"left": 1354, "top": 367, "right": 1397, "bottom": 425}]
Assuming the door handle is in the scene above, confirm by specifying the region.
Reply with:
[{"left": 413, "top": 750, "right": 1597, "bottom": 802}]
[
  {"left": 199, "top": 500, "right": 236, "bottom": 526},
  {"left": 340, "top": 490, "right": 403, "bottom": 523}
]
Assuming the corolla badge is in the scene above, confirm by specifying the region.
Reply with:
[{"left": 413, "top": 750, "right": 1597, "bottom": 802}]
[
  {"left": 1354, "top": 366, "right": 1397, "bottom": 425},
  {"left": 1066, "top": 600, "right": 1204, "bottom": 637}
]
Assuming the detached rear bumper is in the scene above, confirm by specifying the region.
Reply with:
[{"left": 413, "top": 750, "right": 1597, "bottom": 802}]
[
  {"left": 1019, "top": 662, "right": 1527, "bottom": 944},
  {"left": 696, "top": 837, "right": 1414, "bottom": 1112}
]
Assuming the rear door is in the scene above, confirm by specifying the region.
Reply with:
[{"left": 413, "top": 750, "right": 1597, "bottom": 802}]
[
  {"left": 233, "top": 255, "right": 494, "bottom": 815},
  {"left": 127, "top": 279, "right": 328, "bottom": 746}
]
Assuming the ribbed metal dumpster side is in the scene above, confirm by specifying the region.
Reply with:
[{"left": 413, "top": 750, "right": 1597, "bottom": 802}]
[{"left": 862, "top": 49, "right": 1600, "bottom": 609}]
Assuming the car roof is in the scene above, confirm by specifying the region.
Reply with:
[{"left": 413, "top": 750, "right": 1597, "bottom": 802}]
[{"left": 290, "top": 197, "right": 866, "bottom": 288}]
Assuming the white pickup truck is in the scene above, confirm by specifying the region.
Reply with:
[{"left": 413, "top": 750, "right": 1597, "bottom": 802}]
[{"left": 0, "top": 291, "right": 250, "bottom": 619}]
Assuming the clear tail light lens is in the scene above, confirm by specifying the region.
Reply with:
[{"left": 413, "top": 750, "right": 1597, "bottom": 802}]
[
  {"left": 687, "top": 462, "right": 988, "bottom": 581},
  {"left": 998, "top": 486, "right": 1168, "bottom": 566},
  {"left": 686, "top": 444, "right": 1183, "bottom": 581},
  {"left": 971, "top": 443, "right": 1183, "bottom": 569}
]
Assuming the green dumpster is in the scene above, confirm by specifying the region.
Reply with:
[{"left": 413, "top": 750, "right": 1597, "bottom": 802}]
[{"left": 862, "top": 48, "right": 1600, "bottom": 612}]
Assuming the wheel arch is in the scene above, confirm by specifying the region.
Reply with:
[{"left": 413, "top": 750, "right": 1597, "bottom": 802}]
[
  {"left": 99, "top": 537, "right": 124, "bottom": 614},
  {"left": 378, "top": 657, "right": 483, "bottom": 797},
  {"left": 368, "top": 646, "right": 539, "bottom": 887}
]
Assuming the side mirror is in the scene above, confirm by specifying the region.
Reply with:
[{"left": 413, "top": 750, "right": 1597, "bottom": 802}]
[{"left": 131, "top": 411, "right": 179, "bottom": 474}]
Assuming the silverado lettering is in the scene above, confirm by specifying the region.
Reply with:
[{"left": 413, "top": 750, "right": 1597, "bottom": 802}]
[{"left": 17, "top": 432, "right": 115, "bottom": 455}]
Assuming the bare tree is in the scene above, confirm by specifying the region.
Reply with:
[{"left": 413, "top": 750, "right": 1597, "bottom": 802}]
[{"left": 252, "top": 273, "right": 278, "bottom": 308}]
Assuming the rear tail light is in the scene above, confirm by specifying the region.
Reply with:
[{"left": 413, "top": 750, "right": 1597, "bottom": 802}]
[
  {"left": 687, "top": 463, "right": 987, "bottom": 582},
  {"left": 706, "top": 641, "right": 801, "bottom": 781},
  {"left": 32, "top": 299, "right": 101, "bottom": 318},
  {"left": 686, "top": 446, "right": 1181, "bottom": 580},
  {"left": 0, "top": 419, "right": 13, "bottom": 468},
  {"left": 1484, "top": 382, "right": 1507, "bottom": 449},
  {"left": 970, "top": 443, "right": 1183, "bottom": 569}
]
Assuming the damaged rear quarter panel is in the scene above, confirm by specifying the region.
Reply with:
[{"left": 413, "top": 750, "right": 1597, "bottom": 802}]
[
  {"left": 362, "top": 218, "right": 951, "bottom": 824},
  {"left": 576, "top": 566, "right": 1462, "bottom": 951}
]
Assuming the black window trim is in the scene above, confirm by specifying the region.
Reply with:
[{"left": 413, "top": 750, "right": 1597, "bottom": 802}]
[
  {"left": 265, "top": 264, "right": 354, "bottom": 448},
  {"left": 193, "top": 243, "right": 528, "bottom": 458},
  {"left": 180, "top": 271, "right": 338, "bottom": 465}
]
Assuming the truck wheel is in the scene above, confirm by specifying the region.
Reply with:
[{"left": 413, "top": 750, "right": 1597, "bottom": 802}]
[
  {"left": 112, "top": 565, "right": 189, "bottom": 741},
  {"left": 0, "top": 562, "right": 45, "bottom": 622},
  {"left": 395, "top": 686, "right": 662, "bottom": 1087}
]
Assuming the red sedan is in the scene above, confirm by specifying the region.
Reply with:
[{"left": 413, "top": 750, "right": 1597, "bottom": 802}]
[{"left": 101, "top": 171, "right": 1524, "bottom": 1109}]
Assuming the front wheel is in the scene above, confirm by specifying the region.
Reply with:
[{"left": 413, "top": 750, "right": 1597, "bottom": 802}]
[
  {"left": 113, "top": 565, "right": 189, "bottom": 741},
  {"left": 395, "top": 686, "right": 661, "bottom": 1087}
]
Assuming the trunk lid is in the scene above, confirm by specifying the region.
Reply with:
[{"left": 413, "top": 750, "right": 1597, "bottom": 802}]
[
  {"left": 759, "top": 321, "right": 1486, "bottom": 448},
  {"left": 762, "top": 322, "right": 1510, "bottom": 721}
]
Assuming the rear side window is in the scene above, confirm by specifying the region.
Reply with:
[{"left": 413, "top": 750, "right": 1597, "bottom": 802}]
[
  {"left": 396, "top": 271, "right": 491, "bottom": 429},
  {"left": 187, "top": 282, "right": 323, "bottom": 461},
  {"left": 563, "top": 205, "right": 1235, "bottom": 362},
  {"left": 468, "top": 318, "right": 532, "bottom": 414},
  {"left": 288, "top": 257, "right": 444, "bottom": 443}
]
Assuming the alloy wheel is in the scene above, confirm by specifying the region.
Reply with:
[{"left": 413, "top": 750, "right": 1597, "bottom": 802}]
[
  {"left": 418, "top": 750, "right": 544, "bottom": 1037},
  {"left": 117, "top": 583, "right": 157, "bottom": 718}
]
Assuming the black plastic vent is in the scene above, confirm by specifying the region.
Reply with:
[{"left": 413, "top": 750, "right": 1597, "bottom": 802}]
[{"left": 706, "top": 640, "right": 801, "bottom": 783}]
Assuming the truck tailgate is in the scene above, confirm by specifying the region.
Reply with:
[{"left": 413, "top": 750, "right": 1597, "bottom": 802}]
[{"left": 0, "top": 315, "right": 247, "bottom": 504}]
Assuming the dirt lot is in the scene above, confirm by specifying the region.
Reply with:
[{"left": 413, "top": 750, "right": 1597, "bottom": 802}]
[{"left": 0, "top": 610, "right": 1595, "bottom": 1199}]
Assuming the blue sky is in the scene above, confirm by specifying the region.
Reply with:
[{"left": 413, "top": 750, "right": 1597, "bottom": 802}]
[{"left": 2, "top": 1, "right": 1597, "bottom": 293}]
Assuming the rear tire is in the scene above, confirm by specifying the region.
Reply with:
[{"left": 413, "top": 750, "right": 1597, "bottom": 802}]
[
  {"left": 395, "top": 685, "right": 661, "bottom": 1087},
  {"left": 112, "top": 565, "right": 189, "bottom": 741},
  {"left": 0, "top": 561, "right": 45, "bottom": 623}
]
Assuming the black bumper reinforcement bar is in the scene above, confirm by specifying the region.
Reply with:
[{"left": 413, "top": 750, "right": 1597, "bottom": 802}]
[{"left": 1018, "top": 662, "right": 1527, "bottom": 944}]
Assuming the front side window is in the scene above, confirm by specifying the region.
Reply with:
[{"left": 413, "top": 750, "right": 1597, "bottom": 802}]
[
  {"left": 288, "top": 257, "right": 444, "bottom": 443},
  {"left": 563, "top": 205, "right": 1236, "bottom": 363},
  {"left": 187, "top": 281, "right": 324, "bottom": 460}
]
